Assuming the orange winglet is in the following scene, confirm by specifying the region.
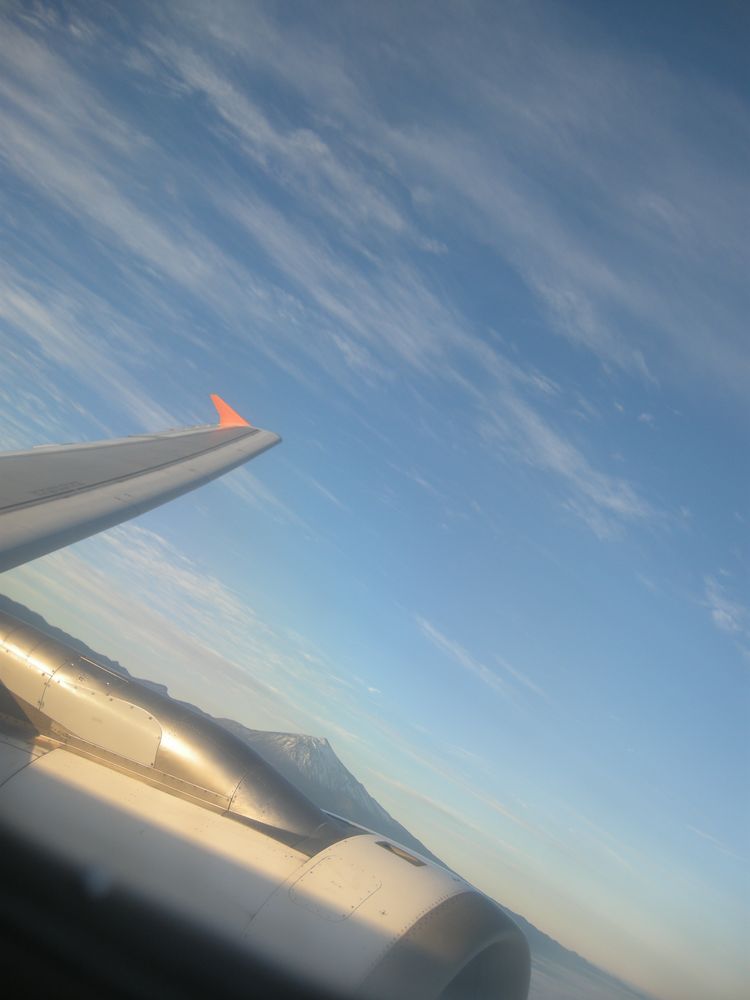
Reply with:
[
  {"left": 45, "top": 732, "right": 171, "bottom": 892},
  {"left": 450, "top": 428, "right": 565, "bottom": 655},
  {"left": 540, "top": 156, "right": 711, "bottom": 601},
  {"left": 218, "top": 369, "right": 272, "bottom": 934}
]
[{"left": 210, "top": 394, "right": 253, "bottom": 428}]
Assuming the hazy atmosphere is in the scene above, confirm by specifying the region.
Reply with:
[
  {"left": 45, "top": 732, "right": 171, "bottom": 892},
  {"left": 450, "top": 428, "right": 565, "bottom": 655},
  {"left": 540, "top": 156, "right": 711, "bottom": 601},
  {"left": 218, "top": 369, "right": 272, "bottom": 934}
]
[{"left": 0, "top": 3, "right": 748, "bottom": 999}]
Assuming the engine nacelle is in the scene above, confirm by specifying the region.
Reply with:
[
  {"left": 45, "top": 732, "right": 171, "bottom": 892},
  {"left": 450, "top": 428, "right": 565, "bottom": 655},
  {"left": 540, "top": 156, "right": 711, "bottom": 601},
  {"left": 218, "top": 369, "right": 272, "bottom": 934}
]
[{"left": 0, "top": 610, "right": 530, "bottom": 999}]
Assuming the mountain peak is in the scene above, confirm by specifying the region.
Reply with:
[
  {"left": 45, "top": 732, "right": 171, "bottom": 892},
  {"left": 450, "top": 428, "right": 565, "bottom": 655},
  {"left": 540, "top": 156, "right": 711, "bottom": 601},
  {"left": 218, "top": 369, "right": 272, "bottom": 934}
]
[
  {"left": 216, "top": 721, "right": 443, "bottom": 866},
  {"left": 300, "top": 734, "right": 331, "bottom": 749}
]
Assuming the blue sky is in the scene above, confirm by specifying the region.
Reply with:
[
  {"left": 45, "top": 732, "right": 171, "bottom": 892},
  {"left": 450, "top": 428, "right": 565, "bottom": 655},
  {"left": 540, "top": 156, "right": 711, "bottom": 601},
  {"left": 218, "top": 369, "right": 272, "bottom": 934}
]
[{"left": 0, "top": 2, "right": 748, "bottom": 998}]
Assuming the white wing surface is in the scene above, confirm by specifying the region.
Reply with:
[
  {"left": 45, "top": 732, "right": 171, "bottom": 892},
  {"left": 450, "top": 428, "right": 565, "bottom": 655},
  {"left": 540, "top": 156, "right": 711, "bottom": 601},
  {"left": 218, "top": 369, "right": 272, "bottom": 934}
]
[{"left": 0, "top": 395, "right": 280, "bottom": 572}]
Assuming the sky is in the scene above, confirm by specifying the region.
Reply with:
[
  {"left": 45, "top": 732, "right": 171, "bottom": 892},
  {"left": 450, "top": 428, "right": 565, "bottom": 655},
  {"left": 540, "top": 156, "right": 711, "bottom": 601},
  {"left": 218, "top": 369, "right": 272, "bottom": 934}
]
[{"left": 0, "top": 1, "right": 748, "bottom": 998}]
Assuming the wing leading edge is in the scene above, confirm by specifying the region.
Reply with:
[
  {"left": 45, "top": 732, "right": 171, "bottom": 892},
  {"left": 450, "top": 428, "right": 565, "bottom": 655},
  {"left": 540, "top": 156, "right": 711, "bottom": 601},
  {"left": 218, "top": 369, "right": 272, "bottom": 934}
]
[{"left": 0, "top": 395, "right": 280, "bottom": 573}]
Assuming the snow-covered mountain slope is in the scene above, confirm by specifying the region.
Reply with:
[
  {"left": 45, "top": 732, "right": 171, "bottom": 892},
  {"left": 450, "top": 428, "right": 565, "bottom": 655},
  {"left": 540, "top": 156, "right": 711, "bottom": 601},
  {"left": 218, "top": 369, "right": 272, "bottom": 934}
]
[{"left": 217, "top": 722, "right": 445, "bottom": 866}]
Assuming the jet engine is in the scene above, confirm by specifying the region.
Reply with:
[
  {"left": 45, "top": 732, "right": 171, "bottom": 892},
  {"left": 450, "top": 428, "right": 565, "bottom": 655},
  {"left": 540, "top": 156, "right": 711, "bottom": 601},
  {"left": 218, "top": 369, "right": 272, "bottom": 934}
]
[{"left": 0, "top": 609, "right": 530, "bottom": 999}]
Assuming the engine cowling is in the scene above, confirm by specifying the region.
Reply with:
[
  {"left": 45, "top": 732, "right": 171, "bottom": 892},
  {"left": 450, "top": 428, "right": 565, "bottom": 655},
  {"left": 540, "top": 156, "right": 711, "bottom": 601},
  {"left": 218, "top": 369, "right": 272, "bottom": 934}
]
[{"left": 0, "top": 610, "right": 530, "bottom": 999}]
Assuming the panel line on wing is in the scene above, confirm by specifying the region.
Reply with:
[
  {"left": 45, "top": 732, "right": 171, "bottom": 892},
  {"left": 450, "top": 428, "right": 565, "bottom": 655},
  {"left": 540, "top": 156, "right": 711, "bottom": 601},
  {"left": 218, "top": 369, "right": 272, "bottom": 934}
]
[{"left": 0, "top": 426, "right": 259, "bottom": 516}]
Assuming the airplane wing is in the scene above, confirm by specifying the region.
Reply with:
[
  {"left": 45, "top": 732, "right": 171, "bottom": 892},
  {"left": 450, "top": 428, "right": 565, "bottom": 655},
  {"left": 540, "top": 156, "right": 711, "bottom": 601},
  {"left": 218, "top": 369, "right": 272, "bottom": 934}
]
[{"left": 0, "top": 395, "right": 280, "bottom": 573}]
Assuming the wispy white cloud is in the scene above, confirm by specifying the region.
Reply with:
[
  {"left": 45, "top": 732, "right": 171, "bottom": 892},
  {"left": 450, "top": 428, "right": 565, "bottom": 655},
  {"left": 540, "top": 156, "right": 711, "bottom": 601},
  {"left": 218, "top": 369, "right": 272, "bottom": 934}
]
[
  {"left": 0, "top": 5, "right": 664, "bottom": 541},
  {"left": 182, "top": 0, "right": 750, "bottom": 405},
  {"left": 687, "top": 824, "right": 747, "bottom": 864},
  {"left": 388, "top": 461, "right": 444, "bottom": 499},
  {"left": 286, "top": 465, "right": 349, "bottom": 512},
  {"left": 562, "top": 806, "right": 637, "bottom": 873},
  {"left": 479, "top": 391, "right": 655, "bottom": 538},
  {"left": 495, "top": 655, "right": 546, "bottom": 698},
  {"left": 0, "top": 261, "right": 177, "bottom": 433},
  {"left": 367, "top": 767, "right": 527, "bottom": 861},
  {"left": 703, "top": 575, "right": 748, "bottom": 637},
  {"left": 415, "top": 615, "right": 511, "bottom": 698},
  {"left": 446, "top": 744, "right": 489, "bottom": 768},
  {"left": 221, "top": 467, "right": 313, "bottom": 533},
  {"left": 143, "top": 38, "right": 415, "bottom": 247}
]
